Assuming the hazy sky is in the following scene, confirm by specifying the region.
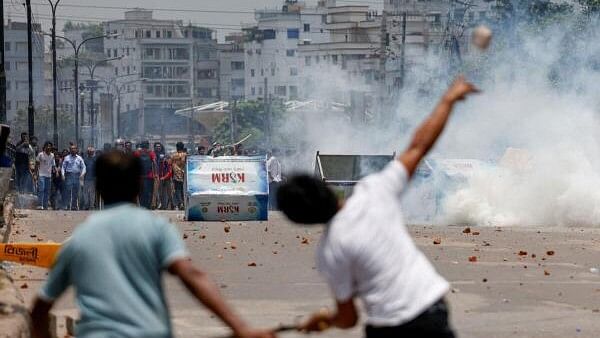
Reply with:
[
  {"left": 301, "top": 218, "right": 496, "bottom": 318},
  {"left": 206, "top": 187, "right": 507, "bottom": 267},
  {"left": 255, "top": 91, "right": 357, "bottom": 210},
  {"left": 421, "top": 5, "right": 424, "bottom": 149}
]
[{"left": 4, "top": 0, "right": 382, "bottom": 41}]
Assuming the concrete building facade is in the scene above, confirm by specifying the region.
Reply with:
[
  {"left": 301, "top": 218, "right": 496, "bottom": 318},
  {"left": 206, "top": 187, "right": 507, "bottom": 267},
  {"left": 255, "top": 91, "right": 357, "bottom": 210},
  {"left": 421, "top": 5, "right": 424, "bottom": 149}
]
[
  {"left": 5, "top": 21, "right": 44, "bottom": 123},
  {"left": 103, "top": 9, "right": 220, "bottom": 142},
  {"left": 218, "top": 33, "right": 245, "bottom": 101}
]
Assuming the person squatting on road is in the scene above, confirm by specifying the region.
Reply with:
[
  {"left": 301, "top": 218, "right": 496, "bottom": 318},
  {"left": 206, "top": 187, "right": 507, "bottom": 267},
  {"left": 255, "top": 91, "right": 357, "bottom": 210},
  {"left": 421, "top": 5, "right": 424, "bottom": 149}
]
[
  {"left": 30, "top": 151, "right": 276, "bottom": 338},
  {"left": 61, "top": 144, "right": 86, "bottom": 211},
  {"left": 277, "top": 76, "right": 479, "bottom": 338}
]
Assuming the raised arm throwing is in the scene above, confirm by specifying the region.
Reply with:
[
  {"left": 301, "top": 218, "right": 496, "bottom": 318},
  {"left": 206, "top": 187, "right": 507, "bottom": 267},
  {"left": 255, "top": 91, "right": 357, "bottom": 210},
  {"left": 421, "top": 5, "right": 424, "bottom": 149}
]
[{"left": 399, "top": 76, "right": 479, "bottom": 177}]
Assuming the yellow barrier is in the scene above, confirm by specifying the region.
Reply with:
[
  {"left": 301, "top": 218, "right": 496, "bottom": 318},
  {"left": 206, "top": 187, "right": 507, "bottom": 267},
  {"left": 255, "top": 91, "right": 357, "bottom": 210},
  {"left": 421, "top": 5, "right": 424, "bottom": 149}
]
[{"left": 0, "top": 243, "right": 62, "bottom": 269}]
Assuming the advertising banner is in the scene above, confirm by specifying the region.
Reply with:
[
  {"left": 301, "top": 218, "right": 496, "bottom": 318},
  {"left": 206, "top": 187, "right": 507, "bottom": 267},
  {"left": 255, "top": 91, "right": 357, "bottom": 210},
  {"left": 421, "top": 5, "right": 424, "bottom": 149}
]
[{"left": 185, "top": 156, "right": 268, "bottom": 221}]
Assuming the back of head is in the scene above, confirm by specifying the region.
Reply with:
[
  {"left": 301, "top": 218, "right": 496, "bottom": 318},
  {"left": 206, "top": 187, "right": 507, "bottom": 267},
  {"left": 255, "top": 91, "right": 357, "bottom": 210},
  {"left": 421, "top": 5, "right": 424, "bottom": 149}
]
[
  {"left": 176, "top": 141, "right": 184, "bottom": 151},
  {"left": 96, "top": 151, "right": 141, "bottom": 205},
  {"left": 277, "top": 174, "right": 339, "bottom": 225}
]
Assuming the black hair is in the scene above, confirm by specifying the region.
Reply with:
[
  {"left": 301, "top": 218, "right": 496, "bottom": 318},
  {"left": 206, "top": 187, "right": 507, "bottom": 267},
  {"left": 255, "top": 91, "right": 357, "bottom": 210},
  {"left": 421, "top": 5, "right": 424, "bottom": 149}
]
[
  {"left": 96, "top": 151, "right": 142, "bottom": 205},
  {"left": 43, "top": 141, "right": 53, "bottom": 149},
  {"left": 176, "top": 141, "right": 185, "bottom": 151},
  {"left": 277, "top": 175, "right": 339, "bottom": 225}
]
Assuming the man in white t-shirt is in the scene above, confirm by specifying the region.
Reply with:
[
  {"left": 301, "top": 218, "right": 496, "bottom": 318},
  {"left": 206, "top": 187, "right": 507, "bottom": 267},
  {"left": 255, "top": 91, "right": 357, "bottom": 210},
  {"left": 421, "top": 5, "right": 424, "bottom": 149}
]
[
  {"left": 36, "top": 141, "right": 56, "bottom": 210},
  {"left": 267, "top": 150, "right": 282, "bottom": 210},
  {"left": 277, "top": 76, "right": 478, "bottom": 338}
]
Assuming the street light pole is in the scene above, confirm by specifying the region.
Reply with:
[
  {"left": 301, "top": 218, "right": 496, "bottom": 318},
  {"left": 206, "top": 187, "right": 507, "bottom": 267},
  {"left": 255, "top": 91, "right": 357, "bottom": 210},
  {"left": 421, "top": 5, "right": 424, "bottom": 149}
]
[
  {"left": 26, "top": 0, "right": 35, "bottom": 137},
  {"left": 48, "top": 0, "right": 61, "bottom": 147},
  {"left": 0, "top": 0, "right": 6, "bottom": 124},
  {"left": 47, "top": 33, "right": 115, "bottom": 147},
  {"left": 82, "top": 56, "right": 123, "bottom": 147}
]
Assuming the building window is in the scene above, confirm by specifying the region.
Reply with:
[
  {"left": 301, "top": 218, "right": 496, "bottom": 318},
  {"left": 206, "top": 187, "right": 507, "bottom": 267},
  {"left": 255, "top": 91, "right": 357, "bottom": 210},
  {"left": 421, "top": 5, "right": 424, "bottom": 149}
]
[
  {"left": 145, "top": 30, "right": 151, "bottom": 38},
  {"left": 287, "top": 28, "right": 299, "bottom": 39},
  {"left": 156, "top": 31, "right": 161, "bottom": 38},
  {"left": 126, "top": 47, "right": 130, "bottom": 56},
  {"left": 231, "top": 61, "right": 244, "bottom": 70},
  {"left": 263, "top": 29, "right": 276, "bottom": 40},
  {"left": 251, "top": 87, "right": 255, "bottom": 95},
  {"left": 115, "top": 68, "right": 119, "bottom": 76},
  {"left": 289, "top": 86, "right": 298, "bottom": 99},
  {"left": 127, "top": 66, "right": 130, "bottom": 74},
  {"left": 275, "top": 86, "right": 287, "bottom": 96},
  {"left": 304, "top": 24, "right": 310, "bottom": 32},
  {"left": 290, "top": 68, "right": 298, "bottom": 76},
  {"left": 322, "top": 15, "right": 327, "bottom": 24},
  {"left": 305, "top": 56, "right": 311, "bottom": 66},
  {"left": 4, "top": 42, "right": 9, "bottom": 51},
  {"left": 113, "top": 49, "right": 118, "bottom": 57},
  {"left": 135, "top": 30, "right": 139, "bottom": 38},
  {"left": 167, "top": 31, "right": 173, "bottom": 38},
  {"left": 259, "top": 87, "right": 263, "bottom": 95},
  {"left": 106, "top": 49, "right": 111, "bottom": 57},
  {"left": 332, "top": 54, "right": 338, "bottom": 64},
  {"left": 260, "top": 69, "right": 264, "bottom": 76},
  {"left": 286, "top": 49, "right": 296, "bottom": 57},
  {"left": 271, "top": 68, "right": 275, "bottom": 76},
  {"left": 251, "top": 69, "right": 255, "bottom": 77}
]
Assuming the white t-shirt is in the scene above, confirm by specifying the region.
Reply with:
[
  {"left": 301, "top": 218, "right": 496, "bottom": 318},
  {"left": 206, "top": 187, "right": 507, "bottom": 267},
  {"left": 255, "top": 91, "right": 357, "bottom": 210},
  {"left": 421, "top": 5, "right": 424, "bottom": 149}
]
[
  {"left": 267, "top": 156, "right": 282, "bottom": 183},
  {"left": 37, "top": 152, "right": 55, "bottom": 178},
  {"left": 317, "top": 160, "right": 449, "bottom": 327}
]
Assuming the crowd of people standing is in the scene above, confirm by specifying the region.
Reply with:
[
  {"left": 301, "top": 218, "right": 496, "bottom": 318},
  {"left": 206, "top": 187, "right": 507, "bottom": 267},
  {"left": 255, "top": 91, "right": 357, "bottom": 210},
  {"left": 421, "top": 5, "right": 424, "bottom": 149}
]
[{"left": 12, "top": 132, "right": 283, "bottom": 211}]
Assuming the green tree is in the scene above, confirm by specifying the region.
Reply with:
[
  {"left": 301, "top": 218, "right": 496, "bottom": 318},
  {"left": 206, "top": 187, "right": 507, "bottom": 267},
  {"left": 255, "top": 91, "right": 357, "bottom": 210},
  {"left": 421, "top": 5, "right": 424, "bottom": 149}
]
[
  {"left": 212, "top": 101, "right": 286, "bottom": 150},
  {"left": 10, "top": 108, "right": 76, "bottom": 150}
]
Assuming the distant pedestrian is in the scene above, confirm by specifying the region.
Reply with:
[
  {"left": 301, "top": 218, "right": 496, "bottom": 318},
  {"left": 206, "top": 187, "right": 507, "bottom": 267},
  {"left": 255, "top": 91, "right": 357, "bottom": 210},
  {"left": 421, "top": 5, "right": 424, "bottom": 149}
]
[
  {"left": 61, "top": 145, "right": 86, "bottom": 211},
  {"left": 134, "top": 140, "right": 156, "bottom": 209},
  {"left": 157, "top": 150, "right": 173, "bottom": 210},
  {"left": 50, "top": 150, "right": 64, "bottom": 210},
  {"left": 197, "top": 145, "right": 206, "bottom": 155},
  {"left": 124, "top": 140, "right": 134, "bottom": 154},
  {"left": 15, "top": 132, "right": 34, "bottom": 193},
  {"left": 35, "top": 142, "right": 55, "bottom": 210},
  {"left": 266, "top": 150, "right": 282, "bottom": 210},
  {"left": 277, "top": 76, "right": 478, "bottom": 338},
  {"left": 31, "top": 151, "right": 275, "bottom": 338},
  {"left": 81, "top": 147, "right": 97, "bottom": 210},
  {"left": 171, "top": 141, "right": 187, "bottom": 210}
]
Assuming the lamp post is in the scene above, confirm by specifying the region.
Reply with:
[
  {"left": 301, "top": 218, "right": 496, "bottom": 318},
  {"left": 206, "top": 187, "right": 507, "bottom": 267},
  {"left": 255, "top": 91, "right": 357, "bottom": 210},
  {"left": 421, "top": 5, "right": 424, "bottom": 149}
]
[
  {"left": 44, "top": 33, "right": 116, "bottom": 146},
  {"left": 47, "top": 0, "right": 61, "bottom": 147},
  {"left": 81, "top": 56, "right": 123, "bottom": 146},
  {"left": 97, "top": 74, "right": 142, "bottom": 141},
  {"left": 79, "top": 91, "right": 84, "bottom": 146}
]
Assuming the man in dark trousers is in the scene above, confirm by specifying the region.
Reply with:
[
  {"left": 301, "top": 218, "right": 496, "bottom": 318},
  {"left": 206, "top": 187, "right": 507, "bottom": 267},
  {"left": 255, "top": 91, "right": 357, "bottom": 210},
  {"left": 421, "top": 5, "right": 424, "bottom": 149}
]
[
  {"left": 134, "top": 140, "right": 156, "bottom": 209},
  {"left": 277, "top": 76, "right": 478, "bottom": 338},
  {"left": 31, "top": 151, "right": 275, "bottom": 338}
]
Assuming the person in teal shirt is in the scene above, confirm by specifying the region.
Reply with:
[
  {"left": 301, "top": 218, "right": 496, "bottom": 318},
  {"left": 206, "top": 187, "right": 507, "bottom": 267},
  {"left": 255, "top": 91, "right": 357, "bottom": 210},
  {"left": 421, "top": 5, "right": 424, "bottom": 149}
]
[{"left": 31, "top": 151, "right": 275, "bottom": 338}]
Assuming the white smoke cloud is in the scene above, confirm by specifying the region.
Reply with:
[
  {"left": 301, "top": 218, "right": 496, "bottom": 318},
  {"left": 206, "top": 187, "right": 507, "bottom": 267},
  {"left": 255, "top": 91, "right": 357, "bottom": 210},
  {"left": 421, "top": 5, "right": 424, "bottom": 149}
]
[{"left": 281, "top": 14, "right": 600, "bottom": 227}]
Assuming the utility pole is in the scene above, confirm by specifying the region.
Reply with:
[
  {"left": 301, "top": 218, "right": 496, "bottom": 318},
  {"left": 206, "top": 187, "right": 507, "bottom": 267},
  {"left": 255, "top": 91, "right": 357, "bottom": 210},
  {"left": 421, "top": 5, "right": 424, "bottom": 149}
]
[
  {"left": 400, "top": 11, "right": 407, "bottom": 90},
  {"left": 263, "top": 77, "right": 270, "bottom": 149},
  {"left": 378, "top": 9, "right": 388, "bottom": 118},
  {"left": 0, "top": 0, "right": 6, "bottom": 124},
  {"left": 48, "top": 0, "right": 61, "bottom": 147},
  {"left": 26, "top": 0, "right": 35, "bottom": 137}
]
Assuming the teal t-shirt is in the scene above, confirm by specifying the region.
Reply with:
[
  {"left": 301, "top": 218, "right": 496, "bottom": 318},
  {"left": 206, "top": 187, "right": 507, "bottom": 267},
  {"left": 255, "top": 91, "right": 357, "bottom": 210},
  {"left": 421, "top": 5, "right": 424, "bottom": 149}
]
[{"left": 39, "top": 204, "right": 188, "bottom": 338}]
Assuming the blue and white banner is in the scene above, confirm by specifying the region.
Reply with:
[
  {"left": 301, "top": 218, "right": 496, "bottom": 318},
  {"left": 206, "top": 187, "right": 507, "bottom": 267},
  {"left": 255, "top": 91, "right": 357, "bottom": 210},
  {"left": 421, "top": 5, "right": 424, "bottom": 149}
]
[{"left": 185, "top": 156, "right": 269, "bottom": 221}]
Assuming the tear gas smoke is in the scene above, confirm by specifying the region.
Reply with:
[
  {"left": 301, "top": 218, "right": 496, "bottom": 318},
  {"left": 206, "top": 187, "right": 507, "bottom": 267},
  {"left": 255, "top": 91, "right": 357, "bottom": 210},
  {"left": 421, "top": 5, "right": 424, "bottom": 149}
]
[{"left": 278, "top": 13, "right": 600, "bottom": 227}]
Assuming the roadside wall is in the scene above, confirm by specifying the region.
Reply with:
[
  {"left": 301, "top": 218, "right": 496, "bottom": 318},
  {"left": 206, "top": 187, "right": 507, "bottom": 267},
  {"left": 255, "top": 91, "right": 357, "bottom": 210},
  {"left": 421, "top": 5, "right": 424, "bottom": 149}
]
[{"left": 0, "top": 167, "right": 30, "bottom": 337}]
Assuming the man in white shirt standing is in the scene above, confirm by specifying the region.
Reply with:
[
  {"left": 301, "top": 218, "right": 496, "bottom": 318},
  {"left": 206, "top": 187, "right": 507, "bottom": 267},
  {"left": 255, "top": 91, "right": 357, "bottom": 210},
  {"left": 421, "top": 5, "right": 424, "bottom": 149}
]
[
  {"left": 61, "top": 144, "right": 86, "bottom": 211},
  {"left": 277, "top": 76, "right": 478, "bottom": 338},
  {"left": 266, "top": 150, "right": 282, "bottom": 210},
  {"left": 36, "top": 141, "right": 55, "bottom": 210}
]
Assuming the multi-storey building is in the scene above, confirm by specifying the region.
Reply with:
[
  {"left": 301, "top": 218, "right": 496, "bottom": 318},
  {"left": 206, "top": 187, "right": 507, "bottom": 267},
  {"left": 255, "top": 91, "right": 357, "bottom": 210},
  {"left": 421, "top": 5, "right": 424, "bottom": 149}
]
[
  {"left": 103, "top": 9, "right": 219, "bottom": 142},
  {"left": 243, "top": 0, "right": 313, "bottom": 101},
  {"left": 5, "top": 21, "right": 44, "bottom": 124},
  {"left": 218, "top": 33, "right": 245, "bottom": 101}
]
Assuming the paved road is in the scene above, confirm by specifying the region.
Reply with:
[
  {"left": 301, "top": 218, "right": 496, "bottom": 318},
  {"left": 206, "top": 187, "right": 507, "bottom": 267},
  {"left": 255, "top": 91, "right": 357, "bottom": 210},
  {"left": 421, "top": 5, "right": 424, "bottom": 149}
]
[{"left": 6, "top": 209, "right": 600, "bottom": 338}]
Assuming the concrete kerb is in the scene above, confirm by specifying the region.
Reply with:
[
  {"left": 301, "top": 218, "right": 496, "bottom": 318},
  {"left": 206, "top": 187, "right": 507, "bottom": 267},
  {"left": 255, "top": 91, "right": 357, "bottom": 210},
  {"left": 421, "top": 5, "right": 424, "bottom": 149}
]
[{"left": 0, "top": 167, "right": 31, "bottom": 337}]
